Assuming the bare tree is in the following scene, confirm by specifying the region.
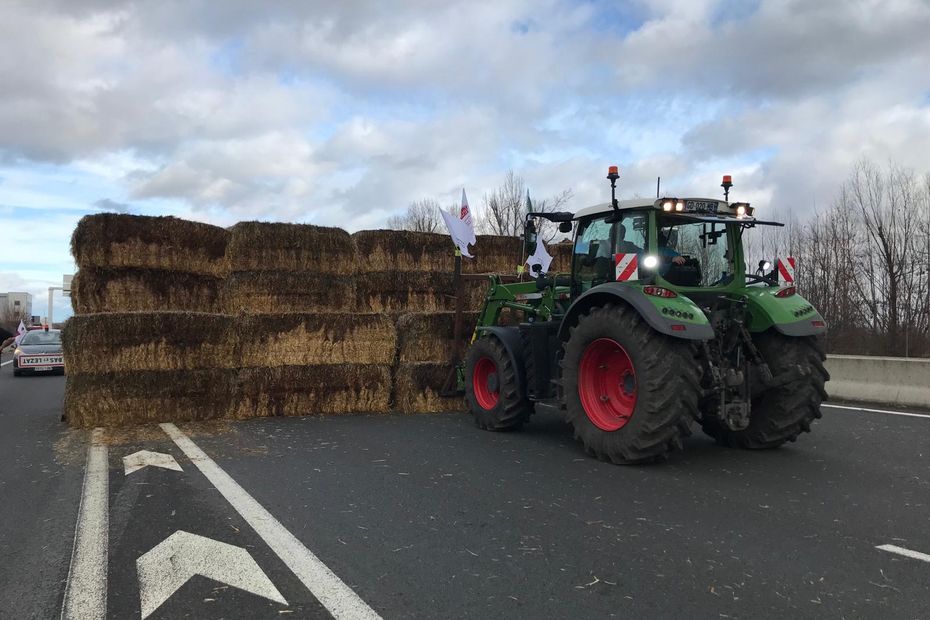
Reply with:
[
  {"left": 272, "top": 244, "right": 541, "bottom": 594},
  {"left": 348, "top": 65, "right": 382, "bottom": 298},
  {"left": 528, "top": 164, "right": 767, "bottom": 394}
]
[
  {"left": 479, "top": 170, "right": 574, "bottom": 241},
  {"left": 0, "top": 304, "right": 29, "bottom": 333},
  {"left": 386, "top": 198, "right": 446, "bottom": 233}
]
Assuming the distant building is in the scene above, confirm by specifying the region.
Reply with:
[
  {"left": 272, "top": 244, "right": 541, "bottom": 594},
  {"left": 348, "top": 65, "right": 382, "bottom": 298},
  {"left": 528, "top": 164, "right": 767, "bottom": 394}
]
[{"left": 0, "top": 292, "right": 33, "bottom": 322}]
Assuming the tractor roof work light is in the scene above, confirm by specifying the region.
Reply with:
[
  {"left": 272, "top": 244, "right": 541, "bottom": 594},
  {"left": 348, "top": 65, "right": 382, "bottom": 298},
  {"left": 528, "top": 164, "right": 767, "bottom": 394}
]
[
  {"left": 662, "top": 200, "right": 673, "bottom": 212},
  {"left": 675, "top": 200, "right": 685, "bottom": 212}
]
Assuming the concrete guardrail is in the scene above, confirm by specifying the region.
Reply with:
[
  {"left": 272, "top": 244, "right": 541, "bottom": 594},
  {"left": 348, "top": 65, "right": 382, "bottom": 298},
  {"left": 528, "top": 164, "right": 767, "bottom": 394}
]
[{"left": 825, "top": 354, "right": 930, "bottom": 409}]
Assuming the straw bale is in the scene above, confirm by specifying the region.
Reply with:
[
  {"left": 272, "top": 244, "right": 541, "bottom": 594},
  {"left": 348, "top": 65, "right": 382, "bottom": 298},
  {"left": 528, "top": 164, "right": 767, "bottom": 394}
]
[
  {"left": 233, "top": 364, "right": 392, "bottom": 418},
  {"left": 63, "top": 312, "right": 237, "bottom": 375},
  {"left": 356, "top": 271, "right": 454, "bottom": 313},
  {"left": 240, "top": 313, "right": 396, "bottom": 366},
  {"left": 226, "top": 221, "right": 356, "bottom": 273},
  {"left": 396, "top": 312, "right": 478, "bottom": 363},
  {"left": 550, "top": 242, "right": 574, "bottom": 273},
  {"left": 352, "top": 230, "right": 452, "bottom": 273},
  {"left": 64, "top": 369, "right": 237, "bottom": 427},
  {"left": 71, "top": 213, "right": 228, "bottom": 276},
  {"left": 70, "top": 267, "right": 224, "bottom": 314},
  {"left": 223, "top": 271, "right": 354, "bottom": 314},
  {"left": 463, "top": 235, "right": 523, "bottom": 274},
  {"left": 394, "top": 362, "right": 464, "bottom": 413}
]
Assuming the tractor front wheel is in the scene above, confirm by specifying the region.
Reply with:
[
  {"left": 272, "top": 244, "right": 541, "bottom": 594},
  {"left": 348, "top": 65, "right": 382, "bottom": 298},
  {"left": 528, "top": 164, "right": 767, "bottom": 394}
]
[
  {"left": 560, "top": 304, "right": 701, "bottom": 464},
  {"left": 464, "top": 335, "right": 532, "bottom": 431}
]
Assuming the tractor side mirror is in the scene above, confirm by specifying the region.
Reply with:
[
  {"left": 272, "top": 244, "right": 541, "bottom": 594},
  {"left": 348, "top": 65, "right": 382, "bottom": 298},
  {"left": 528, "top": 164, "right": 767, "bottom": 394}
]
[
  {"left": 524, "top": 219, "right": 538, "bottom": 255},
  {"left": 558, "top": 221, "right": 573, "bottom": 234}
]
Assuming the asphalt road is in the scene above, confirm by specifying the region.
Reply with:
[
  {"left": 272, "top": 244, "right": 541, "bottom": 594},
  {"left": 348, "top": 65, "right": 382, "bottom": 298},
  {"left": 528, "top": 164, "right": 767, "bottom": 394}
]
[{"left": 1, "top": 350, "right": 928, "bottom": 618}]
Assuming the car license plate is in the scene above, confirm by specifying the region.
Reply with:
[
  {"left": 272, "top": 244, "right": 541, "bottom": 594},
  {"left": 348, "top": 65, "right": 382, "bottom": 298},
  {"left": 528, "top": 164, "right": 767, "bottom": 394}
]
[{"left": 20, "top": 355, "right": 64, "bottom": 368}]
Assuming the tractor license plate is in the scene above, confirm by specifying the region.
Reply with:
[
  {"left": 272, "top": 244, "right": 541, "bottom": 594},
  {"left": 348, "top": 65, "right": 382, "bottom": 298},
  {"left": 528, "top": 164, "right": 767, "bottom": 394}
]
[{"left": 685, "top": 200, "right": 719, "bottom": 213}]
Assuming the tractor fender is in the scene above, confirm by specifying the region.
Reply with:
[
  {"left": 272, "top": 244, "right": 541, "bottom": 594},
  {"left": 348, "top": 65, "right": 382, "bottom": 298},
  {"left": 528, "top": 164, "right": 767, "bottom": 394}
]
[
  {"left": 473, "top": 326, "right": 527, "bottom": 395},
  {"left": 557, "top": 283, "right": 715, "bottom": 341}
]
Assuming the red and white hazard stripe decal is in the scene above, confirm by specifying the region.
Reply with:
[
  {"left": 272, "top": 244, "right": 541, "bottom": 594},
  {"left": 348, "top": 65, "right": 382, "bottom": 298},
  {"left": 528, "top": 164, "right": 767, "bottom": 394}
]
[
  {"left": 615, "top": 253, "right": 639, "bottom": 281},
  {"left": 777, "top": 257, "right": 796, "bottom": 283}
]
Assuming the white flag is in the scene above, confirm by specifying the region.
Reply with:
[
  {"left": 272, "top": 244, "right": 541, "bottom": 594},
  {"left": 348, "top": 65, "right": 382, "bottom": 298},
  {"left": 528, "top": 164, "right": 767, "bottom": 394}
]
[
  {"left": 441, "top": 210, "right": 474, "bottom": 257},
  {"left": 458, "top": 188, "right": 476, "bottom": 246},
  {"left": 525, "top": 236, "right": 553, "bottom": 278},
  {"left": 14, "top": 320, "right": 26, "bottom": 346},
  {"left": 440, "top": 188, "right": 476, "bottom": 258}
]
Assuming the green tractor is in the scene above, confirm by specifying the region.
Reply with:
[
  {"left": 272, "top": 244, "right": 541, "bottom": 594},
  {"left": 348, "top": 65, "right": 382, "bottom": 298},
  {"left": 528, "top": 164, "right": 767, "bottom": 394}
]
[{"left": 462, "top": 168, "right": 829, "bottom": 464}]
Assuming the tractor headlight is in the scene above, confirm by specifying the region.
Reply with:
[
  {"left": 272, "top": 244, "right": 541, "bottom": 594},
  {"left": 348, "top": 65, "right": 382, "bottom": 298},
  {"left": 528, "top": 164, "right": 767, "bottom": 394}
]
[
  {"left": 675, "top": 201, "right": 684, "bottom": 212},
  {"left": 642, "top": 255, "right": 659, "bottom": 269},
  {"left": 662, "top": 201, "right": 673, "bottom": 212},
  {"left": 736, "top": 205, "right": 746, "bottom": 217}
]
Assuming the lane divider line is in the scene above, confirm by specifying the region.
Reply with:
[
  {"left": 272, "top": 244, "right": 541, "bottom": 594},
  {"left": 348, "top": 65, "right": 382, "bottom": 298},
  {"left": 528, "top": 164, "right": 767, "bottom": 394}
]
[
  {"left": 877, "top": 544, "right": 930, "bottom": 563},
  {"left": 1, "top": 360, "right": 12, "bottom": 366},
  {"left": 823, "top": 404, "right": 930, "bottom": 420},
  {"left": 159, "top": 422, "right": 382, "bottom": 620},
  {"left": 61, "top": 428, "right": 108, "bottom": 620}
]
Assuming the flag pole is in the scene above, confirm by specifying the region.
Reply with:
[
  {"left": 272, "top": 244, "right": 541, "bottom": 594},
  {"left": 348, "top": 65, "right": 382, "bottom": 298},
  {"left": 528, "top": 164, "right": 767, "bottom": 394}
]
[{"left": 442, "top": 245, "right": 464, "bottom": 396}]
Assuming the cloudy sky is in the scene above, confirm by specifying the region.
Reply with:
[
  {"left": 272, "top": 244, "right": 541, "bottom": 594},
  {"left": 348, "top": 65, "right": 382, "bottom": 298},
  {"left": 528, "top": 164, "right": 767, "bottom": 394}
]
[{"left": 2, "top": 0, "right": 930, "bottom": 321}]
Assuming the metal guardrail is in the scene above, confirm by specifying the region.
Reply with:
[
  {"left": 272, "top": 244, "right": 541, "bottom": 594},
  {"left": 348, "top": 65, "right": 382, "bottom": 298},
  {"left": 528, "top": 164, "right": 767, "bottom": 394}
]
[{"left": 825, "top": 355, "right": 930, "bottom": 409}]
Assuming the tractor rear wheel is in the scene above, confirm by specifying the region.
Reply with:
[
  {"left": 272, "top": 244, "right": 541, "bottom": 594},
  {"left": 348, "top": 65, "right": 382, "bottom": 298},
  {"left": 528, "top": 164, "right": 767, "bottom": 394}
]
[
  {"left": 701, "top": 332, "right": 828, "bottom": 448},
  {"left": 464, "top": 335, "right": 533, "bottom": 431},
  {"left": 560, "top": 304, "right": 700, "bottom": 464}
]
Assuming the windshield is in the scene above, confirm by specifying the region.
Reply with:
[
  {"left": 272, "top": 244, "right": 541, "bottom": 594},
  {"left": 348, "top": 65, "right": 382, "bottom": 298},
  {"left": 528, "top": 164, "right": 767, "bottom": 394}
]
[
  {"left": 656, "top": 216, "right": 733, "bottom": 287},
  {"left": 21, "top": 331, "right": 61, "bottom": 345}
]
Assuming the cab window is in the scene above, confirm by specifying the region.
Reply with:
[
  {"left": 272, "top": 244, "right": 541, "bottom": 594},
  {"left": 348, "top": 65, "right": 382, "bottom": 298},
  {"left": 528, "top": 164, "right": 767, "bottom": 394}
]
[
  {"left": 655, "top": 216, "right": 734, "bottom": 287},
  {"left": 573, "top": 212, "right": 648, "bottom": 290}
]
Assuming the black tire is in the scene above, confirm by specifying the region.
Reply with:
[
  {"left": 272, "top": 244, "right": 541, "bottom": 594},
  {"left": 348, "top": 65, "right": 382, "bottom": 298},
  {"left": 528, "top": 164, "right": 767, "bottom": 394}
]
[
  {"left": 464, "top": 335, "right": 533, "bottom": 431},
  {"left": 559, "top": 304, "right": 701, "bottom": 464},
  {"left": 701, "top": 332, "right": 828, "bottom": 448},
  {"left": 13, "top": 368, "right": 22, "bottom": 377}
]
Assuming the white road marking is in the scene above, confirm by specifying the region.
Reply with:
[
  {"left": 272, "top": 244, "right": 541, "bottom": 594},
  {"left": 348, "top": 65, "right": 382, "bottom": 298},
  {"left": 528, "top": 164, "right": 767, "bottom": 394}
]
[
  {"left": 61, "top": 428, "right": 108, "bottom": 620},
  {"left": 137, "top": 530, "right": 287, "bottom": 619},
  {"left": 160, "top": 423, "right": 382, "bottom": 620},
  {"left": 877, "top": 544, "right": 930, "bottom": 563},
  {"left": 1, "top": 360, "right": 12, "bottom": 366},
  {"left": 123, "top": 450, "right": 183, "bottom": 475},
  {"left": 822, "top": 403, "right": 930, "bottom": 420}
]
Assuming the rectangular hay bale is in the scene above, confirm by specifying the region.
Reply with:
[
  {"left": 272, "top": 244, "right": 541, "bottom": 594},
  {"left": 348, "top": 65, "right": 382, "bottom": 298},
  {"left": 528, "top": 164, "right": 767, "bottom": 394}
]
[
  {"left": 352, "top": 230, "right": 452, "bottom": 273},
  {"left": 70, "top": 268, "right": 224, "bottom": 314},
  {"left": 223, "top": 272, "right": 355, "bottom": 314},
  {"left": 71, "top": 213, "right": 228, "bottom": 276},
  {"left": 356, "top": 272, "right": 488, "bottom": 313},
  {"left": 62, "top": 312, "right": 238, "bottom": 375},
  {"left": 241, "top": 313, "right": 396, "bottom": 366},
  {"left": 226, "top": 222, "right": 356, "bottom": 273},
  {"left": 396, "top": 312, "right": 478, "bottom": 363},
  {"left": 233, "top": 364, "right": 392, "bottom": 418},
  {"left": 393, "top": 362, "right": 464, "bottom": 413},
  {"left": 463, "top": 235, "right": 523, "bottom": 274},
  {"left": 64, "top": 369, "right": 237, "bottom": 427}
]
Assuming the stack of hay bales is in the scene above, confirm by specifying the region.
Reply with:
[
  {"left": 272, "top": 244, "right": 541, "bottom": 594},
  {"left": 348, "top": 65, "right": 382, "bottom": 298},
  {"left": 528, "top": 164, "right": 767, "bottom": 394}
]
[
  {"left": 224, "top": 223, "right": 393, "bottom": 418},
  {"left": 64, "top": 215, "right": 548, "bottom": 426},
  {"left": 393, "top": 312, "right": 478, "bottom": 413},
  {"left": 235, "top": 313, "right": 395, "bottom": 418},
  {"left": 66, "top": 215, "right": 234, "bottom": 426},
  {"left": 70, "top": 214, "right": 227, "bottom": 313},
  {"left": 224, "top": 222, "right": 356, "bottom": 314}
]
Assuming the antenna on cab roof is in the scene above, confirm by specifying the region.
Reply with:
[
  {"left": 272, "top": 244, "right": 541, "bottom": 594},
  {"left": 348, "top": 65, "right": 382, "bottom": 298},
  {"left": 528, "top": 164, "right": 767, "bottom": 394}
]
[{"left": 656, "top": 176, "right": 661, "bottom": 198}]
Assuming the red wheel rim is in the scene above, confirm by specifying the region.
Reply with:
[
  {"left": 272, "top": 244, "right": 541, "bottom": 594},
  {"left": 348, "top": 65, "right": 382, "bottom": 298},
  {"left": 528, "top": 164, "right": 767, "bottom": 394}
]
[
  {"left": 473, "top": 356, "right": 500, "bottom": 410},
  {"left": 578, "top": 338, "right": 637, "bottom": 431}
]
